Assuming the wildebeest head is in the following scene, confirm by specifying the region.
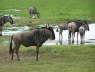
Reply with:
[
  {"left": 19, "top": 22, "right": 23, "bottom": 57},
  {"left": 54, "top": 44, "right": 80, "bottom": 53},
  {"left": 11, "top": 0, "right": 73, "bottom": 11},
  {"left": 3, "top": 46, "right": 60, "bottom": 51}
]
[
  {"left": 47, "top": 26, "right": 55, "bottom": 40},
  {"left": 1, "top": 16, "right": 14, "bottom": 25},
  {"left": 7, "top": 16, "right": 14, "bottom": 24},
  {"left": 82, "top": 20, "right": 89, "bottom": 31},
  {"left": 68, "top": 22, "right": 77, "bottom": 32}
]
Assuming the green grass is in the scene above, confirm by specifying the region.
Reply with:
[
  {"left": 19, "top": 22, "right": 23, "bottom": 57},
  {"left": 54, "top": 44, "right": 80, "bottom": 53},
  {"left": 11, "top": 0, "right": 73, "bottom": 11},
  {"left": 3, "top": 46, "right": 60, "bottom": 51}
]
[
  {"left": 0, "top": 0, "right": 95, "bottom": 26},
  {"left": 0, "top": 44, "right": 95, "bottom": 72},
  {"left": 0, "top": 0, "right": 95, "bottom": 72}
]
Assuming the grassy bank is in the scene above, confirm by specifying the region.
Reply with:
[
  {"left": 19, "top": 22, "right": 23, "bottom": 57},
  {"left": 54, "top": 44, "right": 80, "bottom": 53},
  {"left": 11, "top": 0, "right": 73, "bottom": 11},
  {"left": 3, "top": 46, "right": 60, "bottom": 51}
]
[
  {"left": 0, "top": 44, "right": 95, "bottom": 72},
  {"left": 0, "top": 0, "right": 95, "bottom": 26}
]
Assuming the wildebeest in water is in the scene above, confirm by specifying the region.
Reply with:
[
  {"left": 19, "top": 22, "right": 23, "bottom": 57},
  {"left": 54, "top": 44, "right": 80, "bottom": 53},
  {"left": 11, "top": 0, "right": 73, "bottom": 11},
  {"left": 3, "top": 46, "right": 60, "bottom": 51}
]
[
  {"left": 9, "top": 26, "right": 55, "bottom": 61},
  {"left": 56, "top": 24, "right": 68, "bottom": 41},
  {"left": 0, "top": 15, "right": 14, "bottom": 36},
  {"left": 29, "top": 7, "right": 40, "bottom": 18},
  {"left": 68, "top": 20, "right": 89, "bottom": 44},
  {"left": 79, "top": 24, "right": 89, "bottom": 44}
]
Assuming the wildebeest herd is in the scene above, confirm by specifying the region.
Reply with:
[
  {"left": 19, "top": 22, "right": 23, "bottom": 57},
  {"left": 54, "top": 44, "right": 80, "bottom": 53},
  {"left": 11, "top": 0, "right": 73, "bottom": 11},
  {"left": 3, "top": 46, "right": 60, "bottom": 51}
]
[{"left": 0, "top": 7, "right": 90, "bottom": 61}]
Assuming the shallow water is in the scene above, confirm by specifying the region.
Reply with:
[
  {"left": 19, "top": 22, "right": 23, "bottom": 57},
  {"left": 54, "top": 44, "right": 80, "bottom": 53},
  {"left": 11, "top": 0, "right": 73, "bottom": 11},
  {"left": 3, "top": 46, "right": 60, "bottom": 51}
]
[
  {"left": 1, "top": 24, "right": 95, "bottom": 45},
  {"left": 2, "top": 26, "right": 30, "bottom": 36},
  {"left": 44, "top": 24, "right": 95, "bottom": 45}
]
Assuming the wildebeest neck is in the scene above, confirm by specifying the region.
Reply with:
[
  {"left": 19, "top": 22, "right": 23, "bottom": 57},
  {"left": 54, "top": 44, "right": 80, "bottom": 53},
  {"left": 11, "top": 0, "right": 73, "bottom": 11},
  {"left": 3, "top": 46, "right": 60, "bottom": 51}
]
[{"left": 47, "top": 27, "right": 55, "bottom": 40}]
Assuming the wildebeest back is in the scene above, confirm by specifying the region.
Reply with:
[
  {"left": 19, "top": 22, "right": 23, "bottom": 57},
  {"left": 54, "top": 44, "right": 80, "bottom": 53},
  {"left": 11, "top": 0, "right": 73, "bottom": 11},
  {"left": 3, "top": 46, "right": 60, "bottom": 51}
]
[{"left": 13, "top": 28, "right": 51, "bottom": 47}]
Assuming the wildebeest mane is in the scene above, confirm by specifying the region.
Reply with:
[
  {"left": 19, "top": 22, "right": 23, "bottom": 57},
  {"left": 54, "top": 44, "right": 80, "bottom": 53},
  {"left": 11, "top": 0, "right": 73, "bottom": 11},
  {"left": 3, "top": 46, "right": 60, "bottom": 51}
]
[{"left": 21, "top": 28, "right": 50, "bottom": 47}]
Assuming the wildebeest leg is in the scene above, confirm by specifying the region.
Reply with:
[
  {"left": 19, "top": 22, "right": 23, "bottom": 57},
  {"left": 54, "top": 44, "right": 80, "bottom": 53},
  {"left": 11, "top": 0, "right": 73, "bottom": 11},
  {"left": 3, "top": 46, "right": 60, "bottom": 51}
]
[
  {"left": 36, "top": 12, "right": 40, "bottom": 18},
  {"left": 11, "top": 46, "right": 15, "bottom": 60},
  {"left": 15, "top": 44, "right": 20, "bottom": 61},
  {"left": 11, "top": 44, "right": 20, "bottom": 61},
  {"left": 36, "top": 46, "right": 39, "bottom": 61},
  {"left": 0, "top": 26, "right": 2, "bottom": 36},
  {"left": 77, "top": 32, "right": 79, "bottom": 45},
  {"left": 80, "top": 33, "right": 85, "bottom": 44},
  {"left": 80, "top": 34, "right": 83, "bottom": 44},
  {"left": 72, "top": 32, "right": 75, "bottom": 44},
  {"left": 68, "top": 31, "right": 71, "bottom": 44},
  {"left": 60, "top": 31, "right": 63, "bottom": 45},
  {"left": 59, "top": 30, "right": 62, "bottom": 41},
  {"left": 60, "top": 30, "right": 63, "bottom": 41},
  {"left": 58, "top": 30, "right": 63, "bottom": 45},
  {"left": 59, "top": 32, "right": 60, "bottom": 41},
  {"left": 29, "top": 11, "right": 32, "bottom": 17},
  {"left": 83, "top": 33, "right": 85, "bottom": 44},
  {"left": 35, "top": 14, "right": 38, "bottom": 18},
  {"left": 33, "top": 14, "right": 37, "bottom": 18}
]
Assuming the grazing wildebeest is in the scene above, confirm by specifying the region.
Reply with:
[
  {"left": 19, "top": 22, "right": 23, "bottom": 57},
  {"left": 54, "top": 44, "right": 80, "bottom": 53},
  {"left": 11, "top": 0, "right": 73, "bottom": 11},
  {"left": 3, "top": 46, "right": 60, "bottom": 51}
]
[
  {"left": 79, "top": 24, "right": 89, "bottom": 44},
  {"left": 56, "top": 24, "right": 68, "bottom": 41},
  {"left": 9, "top": 26, "right": 55, "bottom": 61},
  {"left": 29, "top": 7, "right": 40, "bottom": 18},
  {"left": 68, "top": 20, "right": 89, "bottom": 44},
  {"left": 0, "top": 15, "right": 14, "bottom": 36}
]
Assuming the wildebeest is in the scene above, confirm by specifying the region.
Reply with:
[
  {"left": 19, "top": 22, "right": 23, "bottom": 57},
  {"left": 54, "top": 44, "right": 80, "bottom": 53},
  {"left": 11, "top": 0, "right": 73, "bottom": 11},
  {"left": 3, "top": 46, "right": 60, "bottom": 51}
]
[
  {"left": 56, "top": 24, "right": 68, "bottom": 41},
  {"left": 79, "top": 24, "right": 89, "bottom": 44},
  {"left": 68, "top": 20, "right": 89, "bottom": 44},
  {"left": 9, "top": 26, "right": 55, "bottom": 61},
  {"left": 29, "top": 7, "right": 40, "bottom": 18},
  {"left": 0, "top": 15, "right": 14, "bottom": 36}
]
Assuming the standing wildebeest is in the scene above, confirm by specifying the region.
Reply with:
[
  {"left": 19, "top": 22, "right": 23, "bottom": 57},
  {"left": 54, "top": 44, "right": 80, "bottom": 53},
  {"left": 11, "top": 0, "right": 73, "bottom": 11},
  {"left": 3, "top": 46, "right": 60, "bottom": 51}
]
[
  {"left": 68, "top": 20, "right": 89, "bottom": 44},
  {"left": 9, "top": 26, "right": 55, "bottom": 61},
  {"left": 56, "top": 24, "right": 68, "bottom": 41},
  {"left": 29, "top": 7, "right": 40, "bottom": 18},
  {"left": 0, "top": 15, "right": 14, "bottom": 36},
  {"left": 79, "top": 24, "right": 89, "bottom": 44}
]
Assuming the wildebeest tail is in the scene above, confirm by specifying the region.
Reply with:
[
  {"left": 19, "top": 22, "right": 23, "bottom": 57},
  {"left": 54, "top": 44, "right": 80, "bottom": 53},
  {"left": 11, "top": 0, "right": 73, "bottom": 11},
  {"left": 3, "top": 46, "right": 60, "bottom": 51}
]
[{"left": 9, "top": 35, "right": 13, "bottom": 55}]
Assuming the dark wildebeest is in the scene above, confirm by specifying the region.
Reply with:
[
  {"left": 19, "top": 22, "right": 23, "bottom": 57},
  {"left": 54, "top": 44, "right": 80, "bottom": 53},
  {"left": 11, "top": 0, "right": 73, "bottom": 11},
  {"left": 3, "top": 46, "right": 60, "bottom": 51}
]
[
  {"left": 79, "top": 24, "right": 89, "bottom": 44},
  {"left": 29, "top": 7, "right": 40, "bottom": 18},
  {"left": 0, "top": 15, "right": 14, "bottom": 36},
  {"left": 9, "top": 26, "right": 55, "bottom": 61},
  {"left": 68, "top": 20, "right": 89, "bottom": 44},
  {"left": 56, "top": 24, "right": 68, "bottom": 41}
]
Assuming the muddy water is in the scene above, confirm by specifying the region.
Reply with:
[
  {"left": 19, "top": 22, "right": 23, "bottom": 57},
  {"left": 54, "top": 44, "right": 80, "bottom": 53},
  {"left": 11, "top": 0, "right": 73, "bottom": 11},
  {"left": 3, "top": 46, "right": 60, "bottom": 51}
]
[{"left": 1, "top": 24, "right": 95, "bottom": 45}]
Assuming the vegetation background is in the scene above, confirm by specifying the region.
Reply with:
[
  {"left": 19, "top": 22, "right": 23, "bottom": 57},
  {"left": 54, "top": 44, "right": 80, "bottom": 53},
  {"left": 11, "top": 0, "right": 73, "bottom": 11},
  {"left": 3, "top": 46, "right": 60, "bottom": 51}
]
[
  {"left": 0, "top": 0, "right": 95, "bottom": 72},
  {"left": 0, "top": 0, "right": 94, "bottom": 26}
]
